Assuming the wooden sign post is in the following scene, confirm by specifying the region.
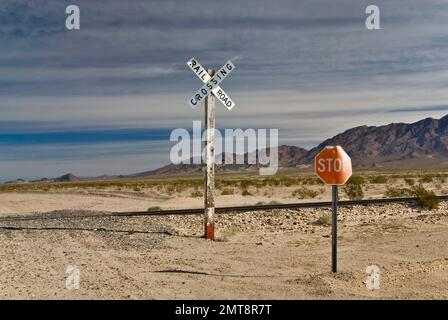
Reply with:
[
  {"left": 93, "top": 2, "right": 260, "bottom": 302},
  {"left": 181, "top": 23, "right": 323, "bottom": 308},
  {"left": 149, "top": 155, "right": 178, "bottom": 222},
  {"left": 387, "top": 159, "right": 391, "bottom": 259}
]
[
  {"left": 315, "top": 146, "right": 352, "bottom": 272},
  {"left": 186, "top": 58, "right": 236, "bottom": 240},
  {"left": 204, "top": 69, "right": 216, "bottom": 240}
]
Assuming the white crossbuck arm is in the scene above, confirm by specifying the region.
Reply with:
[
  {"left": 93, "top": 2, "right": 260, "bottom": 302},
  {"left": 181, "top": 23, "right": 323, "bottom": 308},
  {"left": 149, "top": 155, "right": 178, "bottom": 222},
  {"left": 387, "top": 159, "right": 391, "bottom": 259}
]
[{"left": 187, "top": 57, "right": 235, "bottom": 110}]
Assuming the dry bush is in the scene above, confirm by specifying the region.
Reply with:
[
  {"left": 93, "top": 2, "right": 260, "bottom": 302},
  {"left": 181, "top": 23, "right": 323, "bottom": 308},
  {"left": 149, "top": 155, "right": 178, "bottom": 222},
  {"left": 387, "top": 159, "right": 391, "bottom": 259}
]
[
  {"left": 369, "top": 175, "right": 388, "bottom": 184},
  {"left": 385, "top": 187, "right": 412, "bottom": 198},
  {"left": 343, "top": 176, "right": 364, "bottom": 200},
  {"left": 412, "top": 185, "right": 439, "bottom": 210},
  {"left": 255, "top": 200, "right": 282, "bottom": 205},
  {"left": 419, "top": 174, "right": 433, "bottom": 183},
  {"left": 313, "top": 212, "right": 332, "bottom": 226},
  {"left": 437, "top": 176, "right": 447, "bottom": 183},
  {"left": 292, "top": 187, "right": 319, "bottom": 199},
  {"left": 190, "top": 190, "right": 203, "bottom": 198},
  {"left": 404, "top": 178, "right": 415, "bottom": 186},
  {"left": 221, "top": 188, "right": 234, "bottom": 195}
]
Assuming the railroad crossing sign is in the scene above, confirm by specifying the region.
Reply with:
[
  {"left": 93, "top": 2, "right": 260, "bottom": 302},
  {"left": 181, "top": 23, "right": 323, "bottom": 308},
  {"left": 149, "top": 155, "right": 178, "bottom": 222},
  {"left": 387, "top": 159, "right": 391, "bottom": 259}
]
[
  {"left": 314, "top": 146, "right": 352, "bottom": 273},
  {"left": 315, "top": 146, "right": 352, "bottom": 185},
  {"left": 186, "top": 57, "right": 236, "bottom": 241},
  {"left": 187, "top": 57, "right": 235, "bottom": 110}
]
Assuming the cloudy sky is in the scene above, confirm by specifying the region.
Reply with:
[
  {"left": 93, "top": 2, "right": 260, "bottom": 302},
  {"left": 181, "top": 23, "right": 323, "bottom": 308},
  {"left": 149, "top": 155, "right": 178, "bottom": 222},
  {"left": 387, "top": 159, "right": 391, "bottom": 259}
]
[{"left": 1, "top": 0, "right": 448, "bottom": 181}]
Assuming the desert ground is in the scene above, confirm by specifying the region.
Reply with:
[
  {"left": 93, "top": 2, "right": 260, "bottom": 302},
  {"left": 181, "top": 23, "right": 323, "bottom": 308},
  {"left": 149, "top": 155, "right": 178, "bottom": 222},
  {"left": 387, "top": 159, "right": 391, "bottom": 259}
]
[
  {"left": 0, "top": 202, "right": 447, "bottom": 299},
  {"left": 0, "top": 171, "right": 447, "bottom": 299},
  {"left": 0, "top": 171, "right": 446, "bottom": 215}
]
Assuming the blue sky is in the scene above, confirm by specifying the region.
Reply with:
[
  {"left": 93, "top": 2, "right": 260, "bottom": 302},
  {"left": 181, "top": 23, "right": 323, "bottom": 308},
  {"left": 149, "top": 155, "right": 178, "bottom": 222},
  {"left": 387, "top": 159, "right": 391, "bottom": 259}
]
[{"left": 1, "top": 0, "right": 448, "bottom": 181}]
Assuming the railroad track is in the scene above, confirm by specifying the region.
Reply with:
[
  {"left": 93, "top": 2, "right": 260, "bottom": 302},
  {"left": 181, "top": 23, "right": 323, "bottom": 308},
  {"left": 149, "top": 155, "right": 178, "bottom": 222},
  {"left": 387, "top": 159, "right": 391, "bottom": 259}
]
[{"left": 0, "top": 195, "right": 447, "bottom": 223}]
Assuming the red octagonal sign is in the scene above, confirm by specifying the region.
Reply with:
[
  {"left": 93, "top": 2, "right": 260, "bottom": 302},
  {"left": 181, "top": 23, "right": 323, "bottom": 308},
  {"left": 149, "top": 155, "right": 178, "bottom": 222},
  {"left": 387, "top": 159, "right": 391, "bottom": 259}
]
[{"left": 315, "top": 146, "right": 352, "bottom": 185}]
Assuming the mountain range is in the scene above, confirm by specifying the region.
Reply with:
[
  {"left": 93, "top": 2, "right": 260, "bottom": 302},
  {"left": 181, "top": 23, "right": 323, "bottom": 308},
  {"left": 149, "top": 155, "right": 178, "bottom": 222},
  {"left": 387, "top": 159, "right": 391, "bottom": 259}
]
[
  {"left": 5, "top": 115, "right": 448, "bottom": 183},
  {"left": 142, "top": 114, "right": 448, "bottom": 175}
]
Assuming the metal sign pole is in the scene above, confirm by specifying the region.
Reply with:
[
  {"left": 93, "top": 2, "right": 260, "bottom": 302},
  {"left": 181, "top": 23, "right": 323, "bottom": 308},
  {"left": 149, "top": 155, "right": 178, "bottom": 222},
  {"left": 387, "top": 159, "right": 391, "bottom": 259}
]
[
  {"left": 204, "top": 68, "right": 216, "bottom": 240},
  {"left": 315, "top": 146, "right": 351, "bottom": 273},
  {"left": 332, "top": 185, "right": 338, "bottom": 273}
]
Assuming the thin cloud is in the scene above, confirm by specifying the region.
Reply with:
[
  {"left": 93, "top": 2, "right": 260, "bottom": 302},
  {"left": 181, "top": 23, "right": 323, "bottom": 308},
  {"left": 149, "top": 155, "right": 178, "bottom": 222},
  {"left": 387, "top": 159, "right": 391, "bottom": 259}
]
[{"left": 1, "top": 0, "right": 448, "bottom": 179}]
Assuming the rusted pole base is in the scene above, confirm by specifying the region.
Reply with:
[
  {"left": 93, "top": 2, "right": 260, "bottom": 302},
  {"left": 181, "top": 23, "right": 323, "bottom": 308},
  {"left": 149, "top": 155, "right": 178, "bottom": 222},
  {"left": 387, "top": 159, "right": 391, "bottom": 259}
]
[{"left": 204, "top": 221, "right": 215, "bottom": 240}]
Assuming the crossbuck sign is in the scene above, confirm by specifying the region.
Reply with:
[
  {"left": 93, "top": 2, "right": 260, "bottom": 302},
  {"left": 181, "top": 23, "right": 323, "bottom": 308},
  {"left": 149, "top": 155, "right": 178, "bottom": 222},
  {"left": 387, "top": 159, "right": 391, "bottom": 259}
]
[
  {"left": 186, "top": 57, "right": 236, "bottom": 241},
  {"left": 187, "top": 57, "right": 235, "bottom": 110}
]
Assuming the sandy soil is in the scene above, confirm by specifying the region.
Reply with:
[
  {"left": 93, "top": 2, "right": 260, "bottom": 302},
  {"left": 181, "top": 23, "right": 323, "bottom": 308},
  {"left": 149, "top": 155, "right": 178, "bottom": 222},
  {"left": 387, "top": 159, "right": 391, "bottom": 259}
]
[
  {"left": 0, "top": 179, "right": 430, "bottom": 215},
  {"left": 0, "top": 202, "right": 447, "bottom": 299},
  {"left": 0, "top": 191, "right": 322, "bottom": 215}
]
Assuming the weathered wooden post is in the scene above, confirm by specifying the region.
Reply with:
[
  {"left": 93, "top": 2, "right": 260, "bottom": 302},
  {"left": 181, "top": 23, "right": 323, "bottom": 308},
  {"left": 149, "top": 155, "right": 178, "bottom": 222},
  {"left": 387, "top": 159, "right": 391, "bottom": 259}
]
[
  {"left": 186, "top": 57, "right": 236, "bottom": 241},
  {"left": 204, "top": 69, "right": 216, "bottom": 240}
]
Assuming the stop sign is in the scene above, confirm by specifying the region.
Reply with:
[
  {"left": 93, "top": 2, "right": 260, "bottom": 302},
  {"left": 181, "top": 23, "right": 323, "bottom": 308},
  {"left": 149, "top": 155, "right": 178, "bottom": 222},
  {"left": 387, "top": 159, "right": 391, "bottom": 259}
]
[{"left": 315, "top": 146, "right": 352, "bottom": 185}]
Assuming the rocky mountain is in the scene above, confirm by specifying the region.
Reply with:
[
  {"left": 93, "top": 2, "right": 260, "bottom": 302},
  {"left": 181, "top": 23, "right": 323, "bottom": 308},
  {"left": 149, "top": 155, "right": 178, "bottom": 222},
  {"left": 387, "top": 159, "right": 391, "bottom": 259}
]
[
  {"left": 54, "top": 173, "right": 80, "bottom": 182},
  {"left": 31, "top": 173, "right": 80, "bottom": 183},
  {"left": 5, "top": 115, "right": 448, "bottom": 183},
  {"left": 134, "top": 145, "right": 309, "bottom": 177},
  {"left": 144, "top": 115, "right": 448, "bottom": 175},
  {"left": 302, "top": 115, "right": 448, "bottom": 168}
]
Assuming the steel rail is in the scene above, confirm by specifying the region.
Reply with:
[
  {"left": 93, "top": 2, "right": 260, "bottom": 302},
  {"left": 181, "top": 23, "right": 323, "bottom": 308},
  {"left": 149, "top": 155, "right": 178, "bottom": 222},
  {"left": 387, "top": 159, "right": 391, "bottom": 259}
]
[{"left": 0, "top": 195, "right": 447, "bottom": 223}]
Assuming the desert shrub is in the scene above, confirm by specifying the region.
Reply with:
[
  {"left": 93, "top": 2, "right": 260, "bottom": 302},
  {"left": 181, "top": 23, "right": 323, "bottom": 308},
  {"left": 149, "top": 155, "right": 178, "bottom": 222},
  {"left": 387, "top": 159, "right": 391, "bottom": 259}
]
[
  {"left": 280, "top": 177, "right": 297, "bottom": 187},
  {"left": 411, "top": 185, "right": 439, "bottom": 210},
  {"left": 257, "top": 179, "right": 269, "bottom": 188},
  {"left": 385, "top": 187, "right": 412, "bottom": 198},
  {"left": 313, "top": 212, "right": 332, "bottom": 226},
  {"left": 242, "top": 189, "right": 252, "bottom": 196},
  {"left": 349, "top": 175, "right": 365, "bottom": 184},
  {"left": 166, "top": 185, "right": 176, "bottom": 194},
  {"left": 292, "top": 187, "right": 319, "bottom": 199},
  {"left": 221, "top": 188, "right": 234, "bottom": 195},
  {"left": 369, "top": 175, "right": 388, "bottom": 184},
  {"left": 190, "top": 191, "right": 203, "bottom": 198},
  {"left": 147, "top": 206, "right": 161, "bottom": 212},
  {"left": 343, "top": 176, "right": 364, "bottom": 200},
  {"left": 301, "top": 177, "right": 321, "bottom": 185},
  {"left": 218, "top": 227, "right": 239, "bottom": 242},
  {"left": 133, "top": 186, "right": 142, "bottom": 192},
  {"left": 404, "top": 178, "right": 415, "bottom": 186},
  {"left": 255, "top": 200, "right": 282, "bottom": 206},
  {"left": 419, "top": 174, "right": 433, "bottom": 183},
  {"left": 437, "top": 176, "right": 447, "bottom": 183},
  {"left": 240, "top": 180, "right": 253, "bottom": 190},
  {"left": 283, "top": 180, "right": 294, "bottom": 187}
]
